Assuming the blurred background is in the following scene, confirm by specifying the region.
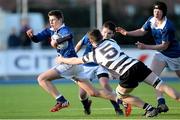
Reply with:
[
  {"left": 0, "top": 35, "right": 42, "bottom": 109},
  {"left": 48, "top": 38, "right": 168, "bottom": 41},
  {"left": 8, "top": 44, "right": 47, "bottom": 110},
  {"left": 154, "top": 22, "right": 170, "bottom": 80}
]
[{"left": 0, "top": 0, "right": 179, "bottom": 81}]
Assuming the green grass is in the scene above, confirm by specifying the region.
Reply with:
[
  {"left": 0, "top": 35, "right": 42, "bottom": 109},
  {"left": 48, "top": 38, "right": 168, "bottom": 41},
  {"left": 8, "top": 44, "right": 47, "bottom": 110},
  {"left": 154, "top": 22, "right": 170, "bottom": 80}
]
[{"left": 0, "top": 82, "right": 180, "bottom": 119}]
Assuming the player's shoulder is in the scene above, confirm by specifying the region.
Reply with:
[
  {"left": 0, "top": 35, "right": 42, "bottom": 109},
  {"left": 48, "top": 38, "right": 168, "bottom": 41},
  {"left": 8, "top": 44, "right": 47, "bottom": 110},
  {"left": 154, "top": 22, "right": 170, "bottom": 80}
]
[{"left": 147, "top": 16, "right": 153, "bottom": 21}]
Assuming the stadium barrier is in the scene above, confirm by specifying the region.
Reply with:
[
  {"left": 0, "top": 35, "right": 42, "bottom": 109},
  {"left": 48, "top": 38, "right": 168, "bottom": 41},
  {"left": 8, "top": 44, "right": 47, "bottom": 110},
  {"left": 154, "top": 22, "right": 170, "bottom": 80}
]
[{"left": 0, "top": 48, "right": 156, "bottom": 77}]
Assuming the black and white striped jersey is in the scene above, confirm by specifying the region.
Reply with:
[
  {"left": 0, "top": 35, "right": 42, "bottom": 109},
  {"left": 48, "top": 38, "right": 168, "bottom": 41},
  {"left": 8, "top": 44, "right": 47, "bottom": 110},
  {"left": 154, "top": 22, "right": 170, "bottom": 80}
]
[{"left": 82, "top": 39, "right": 138, "bottom": 76}]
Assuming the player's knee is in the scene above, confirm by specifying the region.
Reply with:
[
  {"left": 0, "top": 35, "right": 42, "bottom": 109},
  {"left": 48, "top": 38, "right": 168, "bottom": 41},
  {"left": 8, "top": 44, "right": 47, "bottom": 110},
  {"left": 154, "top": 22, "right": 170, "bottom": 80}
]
[
  {"left": 116, "top": 87, "right": 129, "bottom": 99},
  {"left": 102, "top": 84, "right": 112, "bottom": 91},
  {"left": 37, "top": 75, "right": 46, "bottom": 86}
]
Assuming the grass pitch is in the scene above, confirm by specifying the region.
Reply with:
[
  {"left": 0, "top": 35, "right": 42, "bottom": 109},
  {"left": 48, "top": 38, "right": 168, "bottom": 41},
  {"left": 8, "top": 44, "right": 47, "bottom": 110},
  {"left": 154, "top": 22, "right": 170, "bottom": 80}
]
[{"left": 0, "top": 81, "right": 180, "bottom": 119}]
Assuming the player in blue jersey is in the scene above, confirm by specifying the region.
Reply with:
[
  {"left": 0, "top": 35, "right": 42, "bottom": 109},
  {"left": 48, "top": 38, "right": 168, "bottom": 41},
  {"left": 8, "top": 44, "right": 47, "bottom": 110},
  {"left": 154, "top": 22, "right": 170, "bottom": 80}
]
[
  {"left": 116, "top": 1, "right": 180, "bottom": 113},
  {"left": 75, "top": 21, "right": 131, "bottom": 116},
  {"left": 26, "top": 10, "right": 84, "bottom": 112},
  {"left": 56, "top": 29, "right": 180, "bottom": 118}
]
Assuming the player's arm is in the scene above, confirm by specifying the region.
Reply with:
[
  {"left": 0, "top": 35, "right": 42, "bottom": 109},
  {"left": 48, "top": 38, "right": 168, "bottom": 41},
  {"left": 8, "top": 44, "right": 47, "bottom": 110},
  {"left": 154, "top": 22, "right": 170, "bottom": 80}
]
[
  {"left": 75, "top": 39, "right": 83, "bottom": 52},
  {"left": 56, "top": 34, "right": 73, "bottom": 44},
  {"left": 116, "top": 27, "right": 147, "bottom": 36},
  {"left": 26, "top": 29, "right": 39, "bottom": 43},
  {"left": 26, "top": 28, "right": 50, "bottom": 43},
  {"left": 135, "top": 41, "right": 170, "bottom": 51},
  {"left": 56, "top": 56, "right": 84, "bottom": 65}
]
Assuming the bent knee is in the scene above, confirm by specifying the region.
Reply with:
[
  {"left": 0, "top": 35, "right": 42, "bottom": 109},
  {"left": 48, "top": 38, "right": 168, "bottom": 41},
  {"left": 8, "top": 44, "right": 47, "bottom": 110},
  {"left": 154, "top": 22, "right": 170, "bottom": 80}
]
[{"left": 37, "top": 75, "right": 47, "bottom": 85}]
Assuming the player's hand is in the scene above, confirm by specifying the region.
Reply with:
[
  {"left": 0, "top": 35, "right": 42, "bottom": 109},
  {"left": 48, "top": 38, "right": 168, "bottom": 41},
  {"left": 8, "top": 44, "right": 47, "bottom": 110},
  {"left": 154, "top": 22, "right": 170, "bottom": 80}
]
[
  {"left": 135, "top": 41, "right": 146, "bottom": 49},
  {"left": 50, "top": 39, "right": 58, "bottom": 48},
  {"left": 116, "top": 27, "right": 127, "bottom": 36},
  {"left": 55, "top": 56, "right": 63, "bottom": 64},
  {"left": 26, "top": 29, "right": 34, "bottom": 38}
]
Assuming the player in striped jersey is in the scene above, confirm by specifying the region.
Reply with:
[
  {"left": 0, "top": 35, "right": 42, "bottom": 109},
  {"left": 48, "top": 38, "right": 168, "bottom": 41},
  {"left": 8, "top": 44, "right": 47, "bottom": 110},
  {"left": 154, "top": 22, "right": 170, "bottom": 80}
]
[
  {"left": 56, "top": 29, "right": 180, "bottom": 117},
  {"left": 75, "top": 21, "right": 129, "bottom": 116}
]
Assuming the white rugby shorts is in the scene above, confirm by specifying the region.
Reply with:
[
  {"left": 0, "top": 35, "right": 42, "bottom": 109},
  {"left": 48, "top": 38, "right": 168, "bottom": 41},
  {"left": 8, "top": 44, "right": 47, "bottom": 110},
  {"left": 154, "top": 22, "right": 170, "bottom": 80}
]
[
  {"left": 154, "top": 52, "right": 180, "bottom": 70},
  {"left": 79, "top": 65, "right": 109, "bottom": 81}
]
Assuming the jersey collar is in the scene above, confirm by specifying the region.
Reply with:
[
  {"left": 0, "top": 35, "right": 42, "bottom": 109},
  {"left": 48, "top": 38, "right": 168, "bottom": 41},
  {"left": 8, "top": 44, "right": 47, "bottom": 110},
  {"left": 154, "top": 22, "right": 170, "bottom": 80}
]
[
  {"left": 50, "top": 23, "right": 65, "bottom": 31},
  {"left": 150, "top": 16, "right": 167, "bottom": 29}
]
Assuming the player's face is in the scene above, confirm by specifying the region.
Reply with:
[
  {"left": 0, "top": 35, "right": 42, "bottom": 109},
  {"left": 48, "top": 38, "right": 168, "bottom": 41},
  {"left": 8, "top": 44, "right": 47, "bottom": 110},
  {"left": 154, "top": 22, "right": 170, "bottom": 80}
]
[
  {"left": 153, "top": 9, "right": 163, "bottom": 20},
  {"left": 49, "top": 15, "right": 62, "bottom": 30},
  {"left": 101, "top": 27, "right": 114, "bottom": 39}
]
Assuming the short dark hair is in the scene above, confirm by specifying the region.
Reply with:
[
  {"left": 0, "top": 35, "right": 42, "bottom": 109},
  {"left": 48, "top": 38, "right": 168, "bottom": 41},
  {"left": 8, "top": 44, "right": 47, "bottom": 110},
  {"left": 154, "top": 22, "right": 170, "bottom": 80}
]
[
  {"left": 153, "top": 1, "right": 167, "bottom": 17},
  {"left": 102, "top": 21, "right": 116, "bottom": 33},
  {"left": 88, "top": 29, "right": 103, "bottom": 43},
  {"left": 48, "top": 10, "right": 64, "bottom": 21}
]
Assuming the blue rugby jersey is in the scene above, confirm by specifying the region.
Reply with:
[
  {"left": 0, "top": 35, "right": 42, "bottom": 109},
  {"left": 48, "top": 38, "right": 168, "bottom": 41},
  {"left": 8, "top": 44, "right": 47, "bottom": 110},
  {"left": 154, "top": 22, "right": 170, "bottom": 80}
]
[
  {"left": 33, "top": 24, "right": 77, "bottom": 58},
  {"left": 143, "top": 16, "right": 180, "bottom": 58}
]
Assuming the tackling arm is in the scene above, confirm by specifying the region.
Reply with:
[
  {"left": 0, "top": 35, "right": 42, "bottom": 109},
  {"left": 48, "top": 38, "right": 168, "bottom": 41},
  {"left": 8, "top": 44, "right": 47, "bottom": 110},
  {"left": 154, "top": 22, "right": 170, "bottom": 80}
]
[{"left": 56, "top": 56, "right": 84, "bottom": 65}]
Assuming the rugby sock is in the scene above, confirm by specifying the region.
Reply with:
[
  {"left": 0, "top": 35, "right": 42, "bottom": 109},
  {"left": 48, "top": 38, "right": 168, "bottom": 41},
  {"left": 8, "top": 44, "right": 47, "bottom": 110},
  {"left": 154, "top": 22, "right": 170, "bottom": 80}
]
[
  {"left": 143, "top": 103, "right": 154, "bottom": 111},
  {"left": 81, "top": 98, "right": 89, "bottom": 109},
  {"left": 110, "top": 100, "right": 121, "bottom": 110},
  {"left": 56, "top": 95, "right": 67, "bottom": 103},
  {"left": 157, "top": 98, "right": 165, "bottom": 105}
]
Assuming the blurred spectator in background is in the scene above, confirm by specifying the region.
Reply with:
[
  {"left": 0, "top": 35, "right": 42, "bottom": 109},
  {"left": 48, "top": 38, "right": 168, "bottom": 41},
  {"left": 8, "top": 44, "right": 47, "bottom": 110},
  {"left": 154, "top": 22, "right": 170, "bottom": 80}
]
[
  {"left": 7, "top": 27, "right": 21, "bottom": 49},
  {"left": 19, "top": 18, "right": 32, "bottom": 49}
]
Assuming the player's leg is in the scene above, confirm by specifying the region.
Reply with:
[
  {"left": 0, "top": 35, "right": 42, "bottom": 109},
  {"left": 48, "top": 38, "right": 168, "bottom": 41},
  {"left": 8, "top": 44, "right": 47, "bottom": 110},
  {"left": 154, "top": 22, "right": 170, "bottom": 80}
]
[
  {"left": 37, "top": 68, "right": 69, "bottom": 112},
  {"left": 96, "top": 66, "right": 124, "bottom": 115},
  {"left": 98, "top": 75, "right": 123, "bottom": 115},
  {"left": 116, "top": 85, "right": 158, "bottom": 117},
  {"left": 37, "top": 69, "right": 60, "bottom": 98},
  {"left": 144, "top": 72, "right": 180, "bottom": 101},
  {"left": 150, "top": 54, "right": 169, "bottom": 113},
  {"left": 175, "top": 70, "right": 180, "bottom": 78},
  {"left": 77, "top": 65, "right": 94, "bottom": 115},
  {"left": 79, "top": 87, "right": 92, "bottom": 115},
  {"left": 76, "top": 79, "right": 117, "bottom": 101}
]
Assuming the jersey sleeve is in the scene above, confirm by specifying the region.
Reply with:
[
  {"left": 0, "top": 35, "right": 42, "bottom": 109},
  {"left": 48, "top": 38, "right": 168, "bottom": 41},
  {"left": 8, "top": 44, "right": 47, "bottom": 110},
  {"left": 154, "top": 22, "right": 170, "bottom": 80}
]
[
  {"left": 81, "top": 34, "right": 89, "bottom": 45},
  {"left": 142, "top": 16, "right": 153, "bottom": 31},
  {"left": 35, "top": 28, "right": 51, "bottom": 42}
]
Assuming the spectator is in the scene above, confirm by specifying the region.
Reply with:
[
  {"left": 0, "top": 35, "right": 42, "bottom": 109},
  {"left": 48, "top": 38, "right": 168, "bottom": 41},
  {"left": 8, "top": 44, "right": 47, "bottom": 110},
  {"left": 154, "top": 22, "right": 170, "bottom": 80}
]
[
  {"left": 7, "top": 27, "right": 21, "bottom": 48},
  {"left": 19, "top": 18, "right": 32, "bottom": 48}
]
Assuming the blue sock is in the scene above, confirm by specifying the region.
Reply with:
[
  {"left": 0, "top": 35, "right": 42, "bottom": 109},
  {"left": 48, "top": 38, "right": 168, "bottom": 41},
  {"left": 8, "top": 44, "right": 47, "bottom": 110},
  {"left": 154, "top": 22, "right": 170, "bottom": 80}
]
[
  {"left": 158, "top": 98, "right": 165, "bottom": 105},
  {"left": 110, "top": 100, "right": 121, "bottom": 110},
  {"left": 56, "top": 96, "right": 66, "bottom": 103}
]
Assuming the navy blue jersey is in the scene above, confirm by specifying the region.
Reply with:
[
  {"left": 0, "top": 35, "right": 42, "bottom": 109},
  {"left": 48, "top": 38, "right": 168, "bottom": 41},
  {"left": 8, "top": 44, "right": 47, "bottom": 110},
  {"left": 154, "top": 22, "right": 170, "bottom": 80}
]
[
  {"left": 33, "top": 24, "right": 77, "bottom": 58},
  {"left": 143, "top": 16, "right": 180, "bottom": 58}
]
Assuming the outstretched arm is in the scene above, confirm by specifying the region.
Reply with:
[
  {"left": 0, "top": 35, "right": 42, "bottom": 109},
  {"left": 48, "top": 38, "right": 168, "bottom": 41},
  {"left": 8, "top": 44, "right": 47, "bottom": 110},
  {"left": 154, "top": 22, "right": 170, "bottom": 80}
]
[
  {"left": 116, "top": 27, "right": 147, "bottom": 37},
  {"left": 75, "top": 39, "right": 83, "bottom": 52},
  {"left": 26, "top": 29, "right": 39, "bottom": 43},
  {"left": 135, "top": 41, "right": 170, "bottom": 51},
  {"left": 56, "top": 56, "right": 84, "bottom": 65}
]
